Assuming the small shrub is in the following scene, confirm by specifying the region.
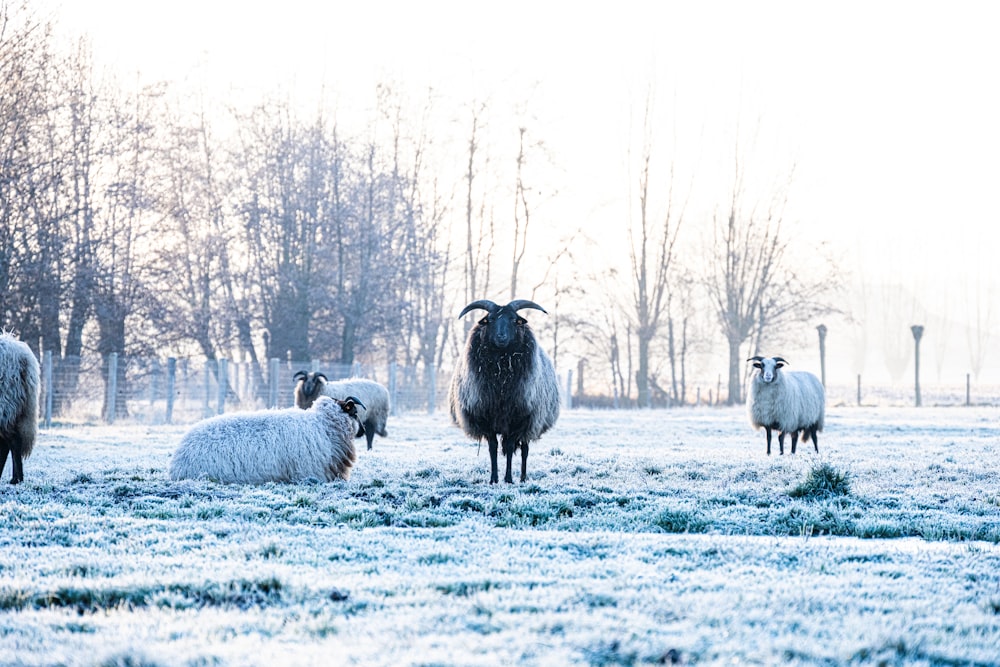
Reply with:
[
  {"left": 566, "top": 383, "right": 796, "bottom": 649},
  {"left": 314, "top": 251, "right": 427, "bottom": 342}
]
[{"left": 788, "top": 462, "right": 851, "bottom": 499}]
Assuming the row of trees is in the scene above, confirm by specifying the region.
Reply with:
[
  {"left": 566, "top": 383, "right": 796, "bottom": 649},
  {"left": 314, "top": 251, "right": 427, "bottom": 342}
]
[{"left": 2, "top": 4, "right": 839, "bottom": 415}]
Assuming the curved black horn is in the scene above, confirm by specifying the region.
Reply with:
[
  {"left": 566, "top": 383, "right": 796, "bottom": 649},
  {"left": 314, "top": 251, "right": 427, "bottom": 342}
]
[
  {"left": 506, "top": 299, "right": 547, "bottom": 315},
  {"left": 313, "top": 372, "right": 328, "bottom": 383},
  {"left": 293, "top": 370, "right": 308, "bottom": 382},
  {"left": 746, "top": 356, "right": 764, "bottom": 363},
  {"left": 772, "top": 356, "right": 788, "bottom": 365},
  {"left": 458, "top": 300, "right": 499, "bottom": 319},
  {"left": 344, "top": 395, "right": 366, "bottom": 410}
]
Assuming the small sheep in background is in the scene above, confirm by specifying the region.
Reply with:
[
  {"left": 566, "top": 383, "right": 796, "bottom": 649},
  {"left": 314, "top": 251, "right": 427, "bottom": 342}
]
[
  {"left": 293, "top": 372, "right": 389, "bottom": 451},
  {"left": 449, "top": 299, "right": 560, "bottom": 484},
  {"left": 169, "top": 396, "right": 364, "bottom": 484},
  {"left": 0, "top": 332, "right": 40, "bottom": 485},
  {"left": 746, "top": 356, "right": 825, "bottom": 455}
]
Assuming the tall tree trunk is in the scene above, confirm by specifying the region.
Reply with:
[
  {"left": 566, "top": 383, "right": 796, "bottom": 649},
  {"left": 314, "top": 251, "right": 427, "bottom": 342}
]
[{"left": 727, "top": 337, "right": 743, "bottom": 406}]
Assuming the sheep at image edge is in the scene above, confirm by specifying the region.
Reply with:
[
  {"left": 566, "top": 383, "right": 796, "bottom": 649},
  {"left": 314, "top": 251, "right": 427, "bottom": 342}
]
[
  {"left": 169, "top": 395, "right": 365, "bottom": 483},
  {"left": 292, "top": 372, "right": 389, "bottom": 451},
  {"left": 0, "top": 332, "right": 40, "bottom": 484},
  {"left": 449, "top": 299, "right": 560, "bottom": 484},
  {"left": 746, "top": 356, "right": 825, "bottom": 455}
]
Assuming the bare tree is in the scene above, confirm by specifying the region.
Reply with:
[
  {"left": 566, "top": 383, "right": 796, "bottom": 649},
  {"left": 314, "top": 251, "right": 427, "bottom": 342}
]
[
  {"left": 626, "top": 95, "right": 686, "bottom": 408},
  {"left": 384, "top": 86, "right": 453, "bottom": 411},
  {"left": 877, "top": 283, "right": 919, "bottom": 383},
  {"left": 461, "top": 101, "right": 495, "bottom": 333},
  {"left": 707, "top": 139, "right": 836, "bottom": 405},
  {"left": 91, "top": 79, "right": 163, "bottom": 419},
  {"left": 964, "top": 273, "right": 993, "bottom": 381}
]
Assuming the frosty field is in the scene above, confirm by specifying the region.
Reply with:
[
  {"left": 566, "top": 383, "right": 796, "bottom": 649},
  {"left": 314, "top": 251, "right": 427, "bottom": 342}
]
[{"left": 1, "top": 406, "right": 999, "bottom": 666}]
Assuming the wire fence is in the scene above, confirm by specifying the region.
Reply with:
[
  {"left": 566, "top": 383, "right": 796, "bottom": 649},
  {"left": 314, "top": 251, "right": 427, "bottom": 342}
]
[
  {"left": 38, "top": 354, "right": 459, "bottom": 427},
  {"left": 35, "top": 353, "right": 1000, "bottom": 428}
]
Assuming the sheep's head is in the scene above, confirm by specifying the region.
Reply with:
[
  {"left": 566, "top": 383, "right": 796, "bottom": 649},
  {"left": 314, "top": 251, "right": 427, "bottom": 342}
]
[
  {"left": 293, "top": 370, "right": 327, "bottom": 408},
  {"left": 335, "top": 395, "right": 367, "bottom": 438},
  {"left": 748, "top": 356, "right": 787, "bottom": 384},
  {"left": 459, "top": 299, "right": 547, "bottom": 350}
]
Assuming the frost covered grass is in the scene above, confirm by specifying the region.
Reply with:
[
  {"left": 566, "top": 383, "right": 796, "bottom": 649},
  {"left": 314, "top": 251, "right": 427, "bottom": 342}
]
[{"left": 1, "top": 406, "right": 999, "bottom": 665}]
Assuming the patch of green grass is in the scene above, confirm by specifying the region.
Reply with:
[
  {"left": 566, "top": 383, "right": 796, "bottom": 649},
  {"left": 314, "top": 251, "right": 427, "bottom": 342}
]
[
  {"left": 257, "top": 543, "right": 284, "bottom": 560},
  {"left": 435, "top": 580, "right": 506, "bottom": 597},
  {"left": 418, "top": 553, "right": 455, "bottom": 566},
  {"left": 788, "top": 462, "right": 851, "bottom": 499},
  {"left": 97, "top": 653, "right": 166, "bottom": 667},
  {"left": 450, "top": 497, "right": 485, "bottom": 513},
  {"left": 195, "top": 505, "right": 226, "bottom": 520},
  {"left": 0, "top": 577, "right": 287, "bottom": 614},
  {"left": 397, "top": 511, "right": 457, "bottom": 528},
  {"left": 654, "top": 506, "right": 709, "bottom": 534}
]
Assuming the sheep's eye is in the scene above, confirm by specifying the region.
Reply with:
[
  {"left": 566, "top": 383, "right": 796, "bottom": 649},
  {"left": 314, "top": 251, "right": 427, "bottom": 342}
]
[
  {"left": 516, "top": 317, "right": 526, "bottom": 326},
  {"left": 753, "top": 363, "right": 762, "bottom": 369}
]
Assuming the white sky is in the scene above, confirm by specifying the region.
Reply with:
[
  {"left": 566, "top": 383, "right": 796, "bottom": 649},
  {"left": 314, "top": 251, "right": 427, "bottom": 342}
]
[{"left": 35, "top": 0, "right": 1000, "bottom": 383}]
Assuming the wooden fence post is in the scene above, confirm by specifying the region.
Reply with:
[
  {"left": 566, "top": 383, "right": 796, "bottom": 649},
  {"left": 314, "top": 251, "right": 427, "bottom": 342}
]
[
  {"left": 268, "top": 358, "right": 280, "bottom": 408},
  {"left": 166, "top": 358, "right": 177, "bottom": 424},
  {"left": 217, "top": 358, "right": 228, "bottom": 415},
  {"left": 105, "top": 352, "right": 118, "bottom": 424}
]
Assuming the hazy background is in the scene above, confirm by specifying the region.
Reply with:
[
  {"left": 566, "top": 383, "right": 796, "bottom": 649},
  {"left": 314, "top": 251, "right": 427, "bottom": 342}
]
[{"left": 30, "top": 0, "right": 1000, "bottom": 391}]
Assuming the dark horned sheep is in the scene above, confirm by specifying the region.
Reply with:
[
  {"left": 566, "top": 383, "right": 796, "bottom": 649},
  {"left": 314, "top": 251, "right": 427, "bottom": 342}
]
[
  {"left": 449, "top": 299, "right": 560, "bottom": 484},
  {"left": 169, "top": 396, "right": 364, "bottom": 483},
  {"left": 747, "top": 356, "right": 825, "bottom": 455},
  {"left": 0, "top": 333, "right": 40, "bottom": 485},
  {"left": 293, "top": 372, "right": 389, "bottom": 451}
]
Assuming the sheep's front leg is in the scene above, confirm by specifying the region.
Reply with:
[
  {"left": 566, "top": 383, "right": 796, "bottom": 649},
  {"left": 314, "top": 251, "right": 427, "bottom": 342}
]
[
  {"left": 487, "top": 433, "right": 500, "bottom": 484},
  {"left": 7, "top": 436, "right": 23, "bottom": 484},
  {"left": 777, "top": 431, "right": 786, "bottom": 456},
  {"left": 519, "top": 440, "right": 529, "bottom": 483},
  {"left": 790, "top": 430, "right": 800, "bottom": 454},
  {"left": 501, "top": 434, "right": 516, "bottom": 484},
  {"left": 764, "top": 427, "right": 773, "bottom": 456},
  {"left": 0, "top": 441, "right": 9, "bottom": 484}
]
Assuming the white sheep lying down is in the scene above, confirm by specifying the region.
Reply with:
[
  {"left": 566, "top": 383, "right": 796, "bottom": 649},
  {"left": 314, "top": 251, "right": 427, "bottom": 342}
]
[{"left": 169, "top": 396, "right": 364, "bottom": 483}]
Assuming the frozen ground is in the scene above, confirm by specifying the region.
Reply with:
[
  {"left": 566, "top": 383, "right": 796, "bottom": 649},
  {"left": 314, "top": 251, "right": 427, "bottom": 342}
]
[{"left": 1, "top": 406, "right": 999, "bottom": 666}]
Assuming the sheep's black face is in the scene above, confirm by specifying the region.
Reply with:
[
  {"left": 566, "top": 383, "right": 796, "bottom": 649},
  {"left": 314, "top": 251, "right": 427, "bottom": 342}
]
[
  {"left": 335, "top": 396, "right": 367, "bottom": 438},
  {"left": 293, "top": 371, "right": 327, "bottom": 407},
  {"left": 479, "top": 309, "right": 528, "bottom": 350}
]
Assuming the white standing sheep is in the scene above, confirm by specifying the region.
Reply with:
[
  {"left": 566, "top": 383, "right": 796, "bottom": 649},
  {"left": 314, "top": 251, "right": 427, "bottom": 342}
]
[
  {"left": 746, "top": 356, "right": 825, "bottom": 455},
  {"left": 169, "top": 396, "right": 364, "bottom": 484},
  {"left": 293, "top": 372, "right": 389, "bottom": 451},
  {"left": 0, "top": 332, "right": 40, "bottom": 485}
]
